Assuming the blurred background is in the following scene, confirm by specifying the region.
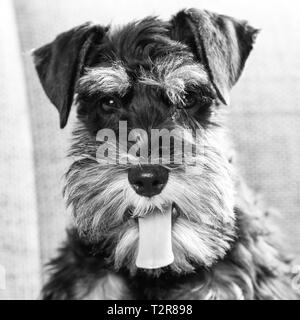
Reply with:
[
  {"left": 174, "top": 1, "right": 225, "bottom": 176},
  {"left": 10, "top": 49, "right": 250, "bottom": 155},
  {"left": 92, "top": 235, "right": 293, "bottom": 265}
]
[{"left": 0, "top": 0, "right": 299, "bottom": 299}]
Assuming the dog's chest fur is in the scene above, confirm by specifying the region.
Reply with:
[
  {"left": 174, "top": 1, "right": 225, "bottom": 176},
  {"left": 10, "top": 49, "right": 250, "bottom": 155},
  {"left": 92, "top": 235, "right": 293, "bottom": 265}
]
[{"left": 42, "top": 180, "right": 299, "bottom": 300}]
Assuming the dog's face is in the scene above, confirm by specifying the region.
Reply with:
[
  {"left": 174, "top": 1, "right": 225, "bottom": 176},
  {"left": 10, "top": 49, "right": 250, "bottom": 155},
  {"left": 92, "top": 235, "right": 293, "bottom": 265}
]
[{"left": 33, "top": 9, "right": 258, "bottom": 275}]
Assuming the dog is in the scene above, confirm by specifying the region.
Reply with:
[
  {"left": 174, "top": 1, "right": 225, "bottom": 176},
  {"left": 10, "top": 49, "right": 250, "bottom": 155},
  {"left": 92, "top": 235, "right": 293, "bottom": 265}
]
[{"left": 33, "top": 8, "right": 300, "bottom": 300}]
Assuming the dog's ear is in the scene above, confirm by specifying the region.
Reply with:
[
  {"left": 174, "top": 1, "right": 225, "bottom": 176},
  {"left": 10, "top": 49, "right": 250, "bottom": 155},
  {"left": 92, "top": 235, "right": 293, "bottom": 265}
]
[
  {"left": 33, "top": 23, "right": 106, "bottom": 128},
  {"left": 170, "top": 8, "right": 259, "bottom": 105}
]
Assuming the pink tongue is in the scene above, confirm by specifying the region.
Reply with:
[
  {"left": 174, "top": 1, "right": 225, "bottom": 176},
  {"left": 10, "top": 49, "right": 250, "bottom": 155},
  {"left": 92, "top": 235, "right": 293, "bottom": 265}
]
[{"left": 136, "top": 206, "right": 174, "bottom": 269}]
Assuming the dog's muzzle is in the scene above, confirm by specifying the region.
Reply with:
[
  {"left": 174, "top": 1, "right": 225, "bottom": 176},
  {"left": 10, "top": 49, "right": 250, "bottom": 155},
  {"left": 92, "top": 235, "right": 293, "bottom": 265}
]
[{"left": 128, "top": 165, "right": 169, "bottom": 197}]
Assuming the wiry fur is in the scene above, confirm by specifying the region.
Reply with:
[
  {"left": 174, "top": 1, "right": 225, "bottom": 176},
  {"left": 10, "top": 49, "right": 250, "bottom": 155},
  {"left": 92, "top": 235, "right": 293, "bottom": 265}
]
[
  {"left": 42, "top": 183, "right": 299, "bottom": 300},
  {"left": 33, "top": 10, "right": 300, "bottom": 300},
  {"left": 140, "top": 57, "right": 208, "bottom": 104},
  {"left": 78, "top": 63, "right": 130, "bottom": 97},
  {"left": 65, "top": 123, "right": 235, "bottom": 275}
]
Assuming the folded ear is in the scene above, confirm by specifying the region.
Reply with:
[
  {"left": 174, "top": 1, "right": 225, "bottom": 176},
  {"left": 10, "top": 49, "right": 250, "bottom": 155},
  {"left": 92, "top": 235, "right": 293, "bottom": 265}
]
[
  {"left": 170, "top": 8, "right": 259, "bottom": 105},
  {"left": 33, "top": 23, "right": 106, "bottom": 128}
]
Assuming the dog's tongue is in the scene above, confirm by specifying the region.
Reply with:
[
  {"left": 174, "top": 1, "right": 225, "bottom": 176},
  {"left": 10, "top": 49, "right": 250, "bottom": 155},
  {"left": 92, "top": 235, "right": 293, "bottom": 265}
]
[{"left": 136, "top": 206, "right": 174, "bottom": 269}]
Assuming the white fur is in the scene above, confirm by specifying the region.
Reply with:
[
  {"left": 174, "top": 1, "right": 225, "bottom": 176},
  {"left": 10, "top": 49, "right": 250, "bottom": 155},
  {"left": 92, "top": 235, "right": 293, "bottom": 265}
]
[
  {"left": 140, "top": 57, "right": 208, "bottom": 104},
  {"left": 79, "top": 63, "right": 130, "bottom": 96}
]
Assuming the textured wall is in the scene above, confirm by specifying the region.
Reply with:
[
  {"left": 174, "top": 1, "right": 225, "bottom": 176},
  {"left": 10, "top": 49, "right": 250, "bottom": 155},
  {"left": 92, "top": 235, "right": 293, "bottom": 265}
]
[{"left": 0, "top": 0, "right": 41, "bottom": 299}]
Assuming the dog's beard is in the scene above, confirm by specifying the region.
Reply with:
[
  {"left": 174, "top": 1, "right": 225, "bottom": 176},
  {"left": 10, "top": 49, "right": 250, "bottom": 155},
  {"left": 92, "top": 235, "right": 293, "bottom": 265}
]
[{"left": 65, "top": 127, "right": 236, "bottom": 275}]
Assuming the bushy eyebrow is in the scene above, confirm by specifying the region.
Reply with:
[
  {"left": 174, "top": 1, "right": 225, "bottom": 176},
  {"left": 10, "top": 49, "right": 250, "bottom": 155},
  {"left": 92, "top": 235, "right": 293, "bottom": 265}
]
[
  {"left": 139, "top": 57, "right": 209, "bottom": 104},
  {"left": 77, "top": 63, "right": 130, "bottom": 96}
]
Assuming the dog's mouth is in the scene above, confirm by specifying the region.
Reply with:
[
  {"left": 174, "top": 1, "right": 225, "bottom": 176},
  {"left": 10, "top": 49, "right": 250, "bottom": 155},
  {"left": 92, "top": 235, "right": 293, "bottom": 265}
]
[
  {"left": 127, "top": 202, "right": 181, "bottom": 270},
  {"left": 126, "top": 202, "right": 181, "bottom": 222}
]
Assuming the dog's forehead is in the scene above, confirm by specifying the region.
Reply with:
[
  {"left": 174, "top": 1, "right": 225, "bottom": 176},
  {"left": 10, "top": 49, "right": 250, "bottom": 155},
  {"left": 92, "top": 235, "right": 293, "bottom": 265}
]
[{"left": 77, "top": 17, "right": 211, "bottom": 102}]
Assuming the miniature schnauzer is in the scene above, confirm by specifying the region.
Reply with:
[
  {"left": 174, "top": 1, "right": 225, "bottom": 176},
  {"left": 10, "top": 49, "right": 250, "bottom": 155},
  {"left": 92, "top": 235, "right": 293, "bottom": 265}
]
[{"left": 33, "top": 8, "right": 300, "bottom": 299}]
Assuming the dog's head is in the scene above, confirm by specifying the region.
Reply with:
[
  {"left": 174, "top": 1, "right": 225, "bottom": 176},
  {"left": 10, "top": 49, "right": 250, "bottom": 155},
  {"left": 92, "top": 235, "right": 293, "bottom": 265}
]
[{"left": 33, "top": 8, "right": 258, "bottom": 275}]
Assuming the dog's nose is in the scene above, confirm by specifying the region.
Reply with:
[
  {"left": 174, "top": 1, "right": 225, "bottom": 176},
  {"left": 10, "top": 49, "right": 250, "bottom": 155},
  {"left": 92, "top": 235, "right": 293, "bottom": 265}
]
[{"left": 128, "top": 165, "right": 169, "bottom": 197}]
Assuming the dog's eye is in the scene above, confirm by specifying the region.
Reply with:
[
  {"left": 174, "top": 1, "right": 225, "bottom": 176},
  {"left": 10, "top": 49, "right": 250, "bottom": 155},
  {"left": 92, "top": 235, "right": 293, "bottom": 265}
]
[
  {"left": 100, "top": 96, "right": 121, "bottom": 112},
  {"left": 183, "top": 93, "right": 213, "bottom": 111},
  {"left": 183, "top": 93, "right": 197, "bottom": 109},
  {"left": 199, "top": 96, "right": 213, "bottom": 109}
]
